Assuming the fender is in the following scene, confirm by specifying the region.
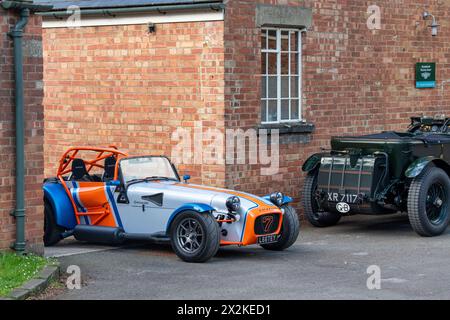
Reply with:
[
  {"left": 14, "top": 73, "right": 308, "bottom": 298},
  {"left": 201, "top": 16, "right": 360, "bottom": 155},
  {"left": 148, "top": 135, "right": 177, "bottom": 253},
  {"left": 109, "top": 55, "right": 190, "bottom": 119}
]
[
  {"left": 302, "top": 153, "right": 323, "bottom": 172},
  {"left": 43, "top": 182, "right": 77, "bottom": 230},
  {"left": 165, "top": 203, "right": 215, "bottom": 234},
  {"left": 263, "top": 195, "right": 293, "bottom": 206},
  {"left": 405, "top": 156, "right": 450, "bottom": 178}
]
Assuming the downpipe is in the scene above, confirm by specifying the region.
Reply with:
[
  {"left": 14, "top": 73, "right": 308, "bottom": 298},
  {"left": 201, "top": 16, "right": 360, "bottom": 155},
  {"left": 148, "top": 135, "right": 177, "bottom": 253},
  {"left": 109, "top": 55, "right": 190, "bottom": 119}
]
[{"left": 9, "top": 8, "right": 30, "bottom": 253}]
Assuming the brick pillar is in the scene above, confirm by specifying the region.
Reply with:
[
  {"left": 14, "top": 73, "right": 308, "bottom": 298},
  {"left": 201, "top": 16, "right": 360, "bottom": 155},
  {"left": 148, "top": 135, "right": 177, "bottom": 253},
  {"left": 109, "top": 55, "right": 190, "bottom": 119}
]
[{"left": 0, "top": 7, "right": 45, "bottom": 254}]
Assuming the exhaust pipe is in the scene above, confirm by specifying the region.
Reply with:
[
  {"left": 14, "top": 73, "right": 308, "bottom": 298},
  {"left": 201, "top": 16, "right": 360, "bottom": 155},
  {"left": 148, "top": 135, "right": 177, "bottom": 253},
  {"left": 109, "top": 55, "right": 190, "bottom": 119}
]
[{"left": 73, "top": 225, "right": 125, "bottom": 245}]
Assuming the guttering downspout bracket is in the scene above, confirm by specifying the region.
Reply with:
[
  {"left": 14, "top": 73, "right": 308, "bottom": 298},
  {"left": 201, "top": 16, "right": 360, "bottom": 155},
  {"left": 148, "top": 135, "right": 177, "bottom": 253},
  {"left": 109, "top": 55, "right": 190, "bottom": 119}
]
[{"left": 157, "top": 8, "right": 167, "bottom": 15}]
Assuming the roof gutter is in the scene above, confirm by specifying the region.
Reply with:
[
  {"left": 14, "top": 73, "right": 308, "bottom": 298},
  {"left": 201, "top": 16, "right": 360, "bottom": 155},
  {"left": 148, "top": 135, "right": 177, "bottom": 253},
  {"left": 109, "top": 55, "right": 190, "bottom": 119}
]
[
  {"left": 37, "top": 2, "right": 225, "bottom": 18},
  {"left": 1, "top": 0, "right": 52, "bottom": 254}
]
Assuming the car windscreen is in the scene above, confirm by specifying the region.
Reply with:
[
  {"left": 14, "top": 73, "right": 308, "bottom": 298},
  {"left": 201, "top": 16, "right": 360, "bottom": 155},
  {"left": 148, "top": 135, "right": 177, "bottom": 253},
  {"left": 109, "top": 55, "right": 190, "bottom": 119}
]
[{"left": 120, "top": 157, "right": 178, "bottom": 184}]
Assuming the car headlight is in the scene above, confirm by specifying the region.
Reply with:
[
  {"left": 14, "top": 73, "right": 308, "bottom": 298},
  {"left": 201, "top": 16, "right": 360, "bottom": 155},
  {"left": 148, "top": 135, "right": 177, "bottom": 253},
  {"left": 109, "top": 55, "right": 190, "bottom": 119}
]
[
  {"left": 270, "top": 192, "right": 284, "bottom": 207},
  {"left": 226, "top": 196, "right": 241, "bottom": 212}
]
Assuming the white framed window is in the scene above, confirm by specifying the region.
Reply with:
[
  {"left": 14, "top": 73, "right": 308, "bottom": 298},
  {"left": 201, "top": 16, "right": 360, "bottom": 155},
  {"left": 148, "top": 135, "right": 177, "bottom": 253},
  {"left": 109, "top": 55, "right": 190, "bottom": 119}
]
[{"left": 261, "top": 28, "right": 302, "bottom": 124}]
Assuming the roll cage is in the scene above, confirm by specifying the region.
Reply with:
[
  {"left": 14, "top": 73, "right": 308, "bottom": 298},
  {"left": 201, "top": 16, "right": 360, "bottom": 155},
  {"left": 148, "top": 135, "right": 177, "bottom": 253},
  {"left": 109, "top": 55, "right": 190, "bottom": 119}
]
[
  {"left": 55, "top": 147, "right": 129, "bottom": 225},
  {"left": 57, "top": 146, "right": 128, "bottom": 181}
]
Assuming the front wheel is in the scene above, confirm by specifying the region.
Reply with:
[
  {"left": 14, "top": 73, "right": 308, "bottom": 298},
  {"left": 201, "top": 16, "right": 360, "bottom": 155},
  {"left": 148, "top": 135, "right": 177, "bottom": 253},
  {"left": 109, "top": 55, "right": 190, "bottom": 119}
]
[
  {"left": 261, "top": 205, "right": 300, "bottom": 251},
  {"left": 302, "top": 172, "right": 341, "bottom": 227},
  {"left": 170, "top": 211, "right": 220, "bottom": 263},
  {"left": 408, "top": 166, "right": 450, "bottom": 237}
]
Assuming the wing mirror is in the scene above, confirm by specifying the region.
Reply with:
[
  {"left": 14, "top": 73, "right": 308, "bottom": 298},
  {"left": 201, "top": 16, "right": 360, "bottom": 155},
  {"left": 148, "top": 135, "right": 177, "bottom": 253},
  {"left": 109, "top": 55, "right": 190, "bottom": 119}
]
[{"left": 183, "top": 175, "right": 191, "bottom": 183}]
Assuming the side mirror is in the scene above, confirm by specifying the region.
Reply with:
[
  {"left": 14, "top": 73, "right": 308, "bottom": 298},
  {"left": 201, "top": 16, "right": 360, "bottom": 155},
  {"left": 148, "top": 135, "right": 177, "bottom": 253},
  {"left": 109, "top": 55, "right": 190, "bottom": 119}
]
[
  {"left": 183, "top": 175, "right": 191, "bottom": 183},
  {"left": 107, "top": 180, "right": 121, "bottom": 187}
]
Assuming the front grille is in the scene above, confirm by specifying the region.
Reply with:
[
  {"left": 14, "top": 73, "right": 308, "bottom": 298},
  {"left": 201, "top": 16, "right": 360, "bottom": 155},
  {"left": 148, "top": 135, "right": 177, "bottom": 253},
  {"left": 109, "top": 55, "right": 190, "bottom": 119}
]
[{"left": 254, "top": 214, "right": 281, "bottom": 235}]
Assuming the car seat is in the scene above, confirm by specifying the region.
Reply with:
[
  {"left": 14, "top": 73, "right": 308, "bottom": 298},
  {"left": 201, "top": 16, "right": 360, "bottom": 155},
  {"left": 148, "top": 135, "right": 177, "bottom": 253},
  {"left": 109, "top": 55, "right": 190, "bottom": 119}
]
[
  {"left": 71, "top": 158, "right": 93, "bottom": 182},
  {"left": 102, "top": 156, "right": 116, "bottom": 182}
]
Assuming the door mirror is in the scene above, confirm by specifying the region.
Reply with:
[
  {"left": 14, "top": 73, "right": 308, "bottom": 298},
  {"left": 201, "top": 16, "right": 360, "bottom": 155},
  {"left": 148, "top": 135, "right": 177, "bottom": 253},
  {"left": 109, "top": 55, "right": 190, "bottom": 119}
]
[{"left": 183, "top": 175, "right": 191, "bottom": 183}]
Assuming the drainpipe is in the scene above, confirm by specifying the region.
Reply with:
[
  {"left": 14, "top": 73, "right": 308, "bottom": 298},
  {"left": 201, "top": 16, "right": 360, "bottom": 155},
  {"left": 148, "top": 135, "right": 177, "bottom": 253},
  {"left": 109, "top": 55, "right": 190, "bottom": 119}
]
[{"left": 9, "top": 8, "right": 30, "bottom": 253}]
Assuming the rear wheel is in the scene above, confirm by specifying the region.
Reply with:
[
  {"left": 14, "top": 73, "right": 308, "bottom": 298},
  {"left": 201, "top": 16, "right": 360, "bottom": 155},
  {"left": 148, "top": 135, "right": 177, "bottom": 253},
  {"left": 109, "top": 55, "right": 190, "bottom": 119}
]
[
  {"left": 302, "top": 171, "right": 341, "bottom": 227},
  {"left": 170, "top": 211, "right": 220, "bottom": 263},
  {"left": 43, "top": 201, "right": 65, "bottom": 246},
  {"left": 408, "top": 166, "right": 450, "bottom": 237},
  {"left": 261, "top": 205, "right": 300, "bottom": 251}
]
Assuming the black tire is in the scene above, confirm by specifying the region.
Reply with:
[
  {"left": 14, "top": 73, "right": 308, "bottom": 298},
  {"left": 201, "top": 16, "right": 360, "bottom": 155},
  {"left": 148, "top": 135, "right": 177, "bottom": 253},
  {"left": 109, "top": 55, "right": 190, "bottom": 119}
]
[
  {"left": 43, "top": 201, "right": 65, "bottom": 246},
  {"left": 302, "top": 171, "right": 341, "bottom": 227},
  {"left": 261, "top": 205, "right": 300, "bottom": 251},
  {"left": 170, "top": 211, "right": 220, "bottom": 263},
  {"left": 407, "top": 166, "right": 450, "bottom": 237}
]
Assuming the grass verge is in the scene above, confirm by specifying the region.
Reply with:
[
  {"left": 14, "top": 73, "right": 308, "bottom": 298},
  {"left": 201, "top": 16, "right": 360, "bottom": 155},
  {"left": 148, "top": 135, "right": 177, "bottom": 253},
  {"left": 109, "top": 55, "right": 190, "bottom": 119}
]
[{"left": 0, "top": 252, "right": 48, "bottom": 297}]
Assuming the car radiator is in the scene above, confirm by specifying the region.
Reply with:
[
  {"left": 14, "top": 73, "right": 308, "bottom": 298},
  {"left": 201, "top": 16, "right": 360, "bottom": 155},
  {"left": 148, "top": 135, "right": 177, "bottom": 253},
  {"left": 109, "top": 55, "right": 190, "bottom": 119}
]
[{"left": 316, "top": 154, "right": 390, "bottom": 214}]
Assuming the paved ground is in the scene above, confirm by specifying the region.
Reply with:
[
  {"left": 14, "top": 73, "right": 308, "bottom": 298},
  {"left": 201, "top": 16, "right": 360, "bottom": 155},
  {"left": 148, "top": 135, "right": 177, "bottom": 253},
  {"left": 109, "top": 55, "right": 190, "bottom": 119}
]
[{"left": 46, "top": 213, "right": 450, "bottom": 300}]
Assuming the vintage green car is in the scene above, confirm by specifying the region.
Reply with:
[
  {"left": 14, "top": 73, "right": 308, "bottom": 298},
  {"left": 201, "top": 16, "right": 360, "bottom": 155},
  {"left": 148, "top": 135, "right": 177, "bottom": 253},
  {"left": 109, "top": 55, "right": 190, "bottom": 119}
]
[{"left": 302, "top": 116, "right": 450, "bottom": 237}]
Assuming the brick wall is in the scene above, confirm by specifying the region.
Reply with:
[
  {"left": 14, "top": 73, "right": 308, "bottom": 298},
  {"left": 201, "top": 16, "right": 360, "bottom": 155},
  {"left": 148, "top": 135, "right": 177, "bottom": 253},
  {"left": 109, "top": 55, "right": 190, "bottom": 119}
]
[
  {"left": 43, "top": 21, "right": 226, "bottom": 187},
  {"left": 0, "top": 8, "right": 45, "bottom": 252},
  {"left": 42, "top": 0, "right": 450, "bottom": 217},
  {"left": 224, "top": 0, "right": 450, "bottom": 212}
]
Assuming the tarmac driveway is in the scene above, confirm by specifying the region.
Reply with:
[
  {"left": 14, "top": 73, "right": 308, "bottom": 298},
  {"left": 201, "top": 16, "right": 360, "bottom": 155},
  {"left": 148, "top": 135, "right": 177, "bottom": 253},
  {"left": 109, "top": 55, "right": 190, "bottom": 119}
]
[{"left": 46, "top": 213, "right": 450, "bottom": 300}]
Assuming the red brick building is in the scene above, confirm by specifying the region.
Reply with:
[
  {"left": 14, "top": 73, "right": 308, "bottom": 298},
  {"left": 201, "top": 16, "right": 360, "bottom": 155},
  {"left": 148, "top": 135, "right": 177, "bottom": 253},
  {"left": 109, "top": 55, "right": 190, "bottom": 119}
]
[
  {"left": 39, "top": 0, "right": 450, "bottom": 215},
  {"left": 0, "top": 1, "right": 45, "bottom": 252}
]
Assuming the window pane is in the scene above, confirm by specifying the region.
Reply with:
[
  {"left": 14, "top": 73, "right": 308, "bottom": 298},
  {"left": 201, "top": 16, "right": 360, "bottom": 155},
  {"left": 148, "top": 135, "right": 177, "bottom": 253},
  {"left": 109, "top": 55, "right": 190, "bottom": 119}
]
[
  {"left": 281, "top": 76, "right": 289, "bottom": 98},
  {"left": 260, "top": 29, "right": 302, "bottom": 123},
  {"left": 261, "top": 76, "right": 267, "bottom": 98},
  {"left": 281, "top": 30, "right": 289, "bottom": 51},
  {"left": 261, "top": 29, "right": 267, "bottom": 50},
  {"left": 281, "top": 100, "right": 289, "bottom": 120},
  {"left": 268, "top": 100, "right": 277, "bottom": 122},
  {"left": 268, "top": 76, "right": 277, "bottom": 98},
  {"left": 267, "top": 53, "right": 277, "bottom": 74},
  {"left": 261, "top": 100, "right": 267, "bottom": 122},
  {"left": 291, "top": 99, "right": 299, "bottom": 120},
  {"left": 291, "top": 76, "right": 299, "bottom": 98},
  {"left": 262, "top": 53, "right": 267, "bottom": 75},
  {"left": 268, "top": 29, "right": 277, "bottom": 50},
  {"left": 290, "top": 31, "right": 299, "bottom": 52},
  {"left": 281, "top": 53, "right": 289, "bottom": 75},
  {"left": 291, "top": 53, "right": 299, "bottom": 75}
]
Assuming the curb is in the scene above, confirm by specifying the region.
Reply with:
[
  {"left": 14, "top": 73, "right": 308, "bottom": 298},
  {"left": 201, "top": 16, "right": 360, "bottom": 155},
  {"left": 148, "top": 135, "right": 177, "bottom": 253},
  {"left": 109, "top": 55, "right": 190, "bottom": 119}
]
[{"left": 5, "top": 262, "right": 60, "bottom": 300}]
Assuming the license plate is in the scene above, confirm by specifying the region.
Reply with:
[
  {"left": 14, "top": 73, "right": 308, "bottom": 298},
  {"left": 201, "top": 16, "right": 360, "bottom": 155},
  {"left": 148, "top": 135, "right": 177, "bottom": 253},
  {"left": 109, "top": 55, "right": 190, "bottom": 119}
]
[
  {"left": 257, "top": 234, "right": 279, "bottom": 245},
  {"left": 327, "top": 192, "right": 359, "bottom": 204}
]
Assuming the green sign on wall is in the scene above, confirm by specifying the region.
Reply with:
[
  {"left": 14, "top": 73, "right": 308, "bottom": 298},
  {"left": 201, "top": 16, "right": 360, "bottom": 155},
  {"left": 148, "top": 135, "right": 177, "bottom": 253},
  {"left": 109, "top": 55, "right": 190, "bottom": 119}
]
[{"left": 416, "top": 62, "right": 436, "bottom": 88}]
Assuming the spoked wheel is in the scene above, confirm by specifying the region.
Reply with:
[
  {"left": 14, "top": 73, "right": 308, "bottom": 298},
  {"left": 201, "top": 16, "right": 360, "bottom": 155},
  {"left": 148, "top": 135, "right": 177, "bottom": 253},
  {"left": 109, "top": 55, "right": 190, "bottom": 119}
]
[
  {"left": 408, "top": 166, "right": 450, "bottom": 237},
  {"left": 426, "top": 183, "right": 447, "bottom": 225},
  {"left": 170, "top": 211, "right": 220, "bottom": 263},
  {"left": 176, "top": 218, "right": 205, "bottom": 254},
  {"left": 302, "top": 171, "right": 341, "bottom": 227}
]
